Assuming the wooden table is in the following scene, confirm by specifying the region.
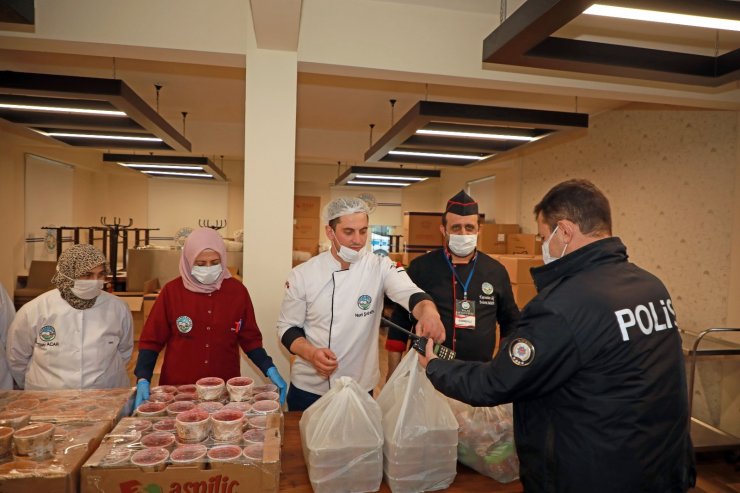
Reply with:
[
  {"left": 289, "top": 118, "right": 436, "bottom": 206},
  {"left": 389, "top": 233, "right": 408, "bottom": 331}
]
[{"left": 279, "top": 412, "right": 524, "bottom": 492}]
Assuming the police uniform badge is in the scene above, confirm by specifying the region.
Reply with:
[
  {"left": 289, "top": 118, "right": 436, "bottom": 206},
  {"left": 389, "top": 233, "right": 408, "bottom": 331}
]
[
  {"left": 176, "top": 315, "right": 193, "bottom": 334},
  {"left": 509, "top": 338, "right": 535, "bottom": 366}
]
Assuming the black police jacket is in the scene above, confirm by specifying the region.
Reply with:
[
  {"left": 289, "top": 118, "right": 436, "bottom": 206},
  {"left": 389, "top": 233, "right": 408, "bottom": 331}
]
[{"left": 426, "top": 237, "right": 695, "bottom": 493}]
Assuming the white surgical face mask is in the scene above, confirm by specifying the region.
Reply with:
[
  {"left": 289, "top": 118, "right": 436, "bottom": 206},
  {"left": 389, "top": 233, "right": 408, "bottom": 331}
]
[
  {"left": 191, "top": 264, "right": 223, "bottom": 284},
  {"left": 71, "top": 279, "right": 105, "bottom": 300},
  {"left": 541, "top": 225, "right": 568, "bottom": 264},
  {"left": 448, "top": 234, "right": 478, "bottom": 257},
  {"left": 331, "top": 233, "right": 366, "bottom": 264}
]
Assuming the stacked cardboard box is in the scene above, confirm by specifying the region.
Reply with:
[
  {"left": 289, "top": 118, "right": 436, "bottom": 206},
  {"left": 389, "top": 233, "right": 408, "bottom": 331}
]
[
  {"left": 506, "top": 234, "right": 542, "bottom": 255},
  {"left": 81, "top": 415, "right": 282, "bottom": 493},
  {"left": 491, "top": 255, "right": 544, "bottom": 309},
  {"left": 477, "top": 224, "right": 520, "bottom": 254},
  {"left": 402, "top": 212, "right": 443, "bottom": 265},
  {"left": 293, "top": 196, "right": 321, "bottom": 257}
]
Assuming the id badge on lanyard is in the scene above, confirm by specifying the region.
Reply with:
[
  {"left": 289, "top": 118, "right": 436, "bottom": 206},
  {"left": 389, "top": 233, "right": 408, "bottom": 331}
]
[
  {"left": 454, "top": 298, "right": 476, "bottom": 329},
  {"left": 444, "top": 250, "right": 478, "bottom": 330}
]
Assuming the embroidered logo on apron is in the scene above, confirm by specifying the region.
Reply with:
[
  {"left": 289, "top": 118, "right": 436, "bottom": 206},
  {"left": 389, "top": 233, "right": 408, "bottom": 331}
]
[
  {"left": 176, "top": 315, "right": 193, "bottom": 334},
  {"left": 39, "top": 325, "right": 56, "bottom": 342},
  {"left": 357, "top": 295, "right": 372, "bottom": 310}
]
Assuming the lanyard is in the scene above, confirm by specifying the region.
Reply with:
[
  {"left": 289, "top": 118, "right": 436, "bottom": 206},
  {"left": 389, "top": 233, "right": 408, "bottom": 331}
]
[{"left": 442, "top": 249, "right": 478, "bottom": 299}]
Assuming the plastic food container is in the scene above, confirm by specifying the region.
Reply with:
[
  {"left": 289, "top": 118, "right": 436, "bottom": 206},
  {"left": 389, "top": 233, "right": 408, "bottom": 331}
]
[
  {"left": 175, "top": 409, "right": 210, "bottom": 443},
  {"left": 148, "top": 393, "right": 175, "bottom": 404},
  {"left": 247, "top": 415, "right": 268, "bottom": 430},
  {"left": 170, "top": 443, "right": 207, "bottom": 468},
  {"left": 13, "top": 422, "right": 55, "bottom": 458},
  {"left": 252, "top": 391, "right": 279, "bottom": 402},
  {"left": 211, "top": 409, "right": 245, "bottom": 441},
  {"left": 207, "top": 444, "right": 242, "bottom": 462},
  {"left": 0, "top": 411, "right": 30, "bottom": 430},
  {"left": 195, "top": 377, "right": 225, "bottom": 401},
  {"left": 130, "top": 447, "right": 169, "bottom": 472},
  {"left": 174, "top": 393, "right": 197, "bottom": 402},
  {"left": 252, "top": 384, "right": 277, "bottom": 394},
  {"left": 167, "top": 401, "right": 196, "bottom": 416},
  {"left": 0, "top": 426, "right": 13, "bottom": 457},
  {"left": 176, "top": 384, "right": 197, "bottom": 394},
  {"left": 100, "top": 447, "right": 131, "bottom": 467},
  {"left": 127, "top": 419, "right": 153, "bottom": 433},
  {"left": 150, "top": 385, "right": 177, "bottom": 395},
  {"left": 141, "top": 431, "right": 176, "bottom": 450},
  {"left": 136, "top": 402, "right": 167, "bottom": 417},
  {"left": 251, "top": 400, "right": 280, "bottom": 415},
  {"left": 226, "top": 376, "right": 254, "bottom": 402},
  {"left": 197, "top": 401, "right": 224, "bottom": 414},
  {"left": 243, "top": 443, "right": 264, "bottom": 462},
  {"left": 242, "top": 429, "right": 265, "bottom": 445},
  {"left": 152, "top": 418, "right": 177, "bottom": 432}
]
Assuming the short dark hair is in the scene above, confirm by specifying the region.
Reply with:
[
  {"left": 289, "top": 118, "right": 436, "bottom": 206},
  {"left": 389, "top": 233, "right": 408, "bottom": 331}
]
[
  {"left": 441, "top": 212, "right": 482, "bottom": 227},
  {"left": 534, "top": 179, "right": 612, "bottom": 235},
  {"left": 328, "top": 217, "right": 340, "bottom": 230}
]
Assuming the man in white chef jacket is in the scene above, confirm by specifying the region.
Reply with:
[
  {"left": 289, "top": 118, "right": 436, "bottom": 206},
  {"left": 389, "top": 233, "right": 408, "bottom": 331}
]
[
  {"left": 7, "top": 244, "right": 133, "bottom": 390},
  {"left": 277, "top": 197, "right": 445, "bottom": 411},
  {"left": 0, "top": 282, "right": 16, "bottom": 389}
]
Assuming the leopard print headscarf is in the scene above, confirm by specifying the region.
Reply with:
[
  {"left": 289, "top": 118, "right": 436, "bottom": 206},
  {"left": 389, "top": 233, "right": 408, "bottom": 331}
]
[{"left": 51, "top": 244, "right": 109, "bottom": 310}]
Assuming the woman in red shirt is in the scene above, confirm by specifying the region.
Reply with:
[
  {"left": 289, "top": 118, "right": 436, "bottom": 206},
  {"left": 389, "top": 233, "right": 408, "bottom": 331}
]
[{"left": 133, "top": 227, "right": 286, "bottom": 406}]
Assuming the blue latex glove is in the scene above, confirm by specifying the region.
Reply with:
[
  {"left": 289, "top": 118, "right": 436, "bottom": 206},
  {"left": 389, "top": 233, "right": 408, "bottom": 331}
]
[
  {"left": 266, "top": 367, "right": 287, "bottom": 406},
  {"left": 134, "top": 379, "right": 150, "bottom": 410}
]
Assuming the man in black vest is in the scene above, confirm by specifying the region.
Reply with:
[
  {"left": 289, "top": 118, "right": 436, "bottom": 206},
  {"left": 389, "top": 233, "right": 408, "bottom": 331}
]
[
  {"left": 386, "top": 190, "right": 520, "bottom": 376},
  {"left": 420, "top": 179, "right": 695, "bottom": 493}
]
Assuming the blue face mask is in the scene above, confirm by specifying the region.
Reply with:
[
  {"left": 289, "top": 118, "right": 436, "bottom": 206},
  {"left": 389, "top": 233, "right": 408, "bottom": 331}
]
[
  {"left": 191, "top": 264, "right": 222, "bottom": 284},
  {"left": 541, "top": 225, "right": 568, "bottom": 264}
]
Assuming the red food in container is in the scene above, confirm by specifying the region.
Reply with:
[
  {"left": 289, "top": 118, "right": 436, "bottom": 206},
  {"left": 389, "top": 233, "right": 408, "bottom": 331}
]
[
  {"left": 174, "top": 393, "right": 197, "bottom": 402},
  {"left": 252, "top": 384, "right": 277, "bottom": 394},
  {"left": 207, "top": 444, "right": 242, "bottom": 462},
  {"left": 253, "top": 391, "right": 279, "bottom": 402},
  {"left": 153, "top": 418, "right": 177, "bottom": 432},
  {"left": 136, "top": 402, "right": 167, "bottom": 417},
  {"left": 141, "top": 431, "right": 176, "bottom": 449},
  {"left": 251, "top": 400, "right": 280, "bottom": 414},
  {"left": 167, "top": 401, "right": 196, "bottom": 416},
  {"left": 170, "top": 443, "right": 207, "bottom": 465},
  {"left": 130, "top": 447, "right": 169, "bottom": 472},
  {"left": 150, "top": 385, "right": 177, "bottom": 394},
  {"left": 177, "top": 384, "right": 197, "bottom": 394}
]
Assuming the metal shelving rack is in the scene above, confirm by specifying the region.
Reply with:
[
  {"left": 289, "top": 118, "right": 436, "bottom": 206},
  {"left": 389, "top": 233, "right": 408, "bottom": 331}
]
[{"left": 682, "top": 328, "right": 740, "bottom": 452}]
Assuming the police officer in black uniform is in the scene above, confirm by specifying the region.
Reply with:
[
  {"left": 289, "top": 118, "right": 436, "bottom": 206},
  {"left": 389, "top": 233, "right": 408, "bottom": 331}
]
[
  {"left": 386, "top": 190, "right": 520, "bottom": 375},
  {"left": 419, "top": 179, "right": 695, "bottom": 493}
]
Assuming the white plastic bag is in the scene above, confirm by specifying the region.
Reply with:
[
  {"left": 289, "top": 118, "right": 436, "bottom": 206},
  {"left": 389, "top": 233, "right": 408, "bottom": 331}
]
[
  {"left": 448, "top": 399, "right": 520, "bottom": 483},
  {"left": 377, "top": 350, "right": 458, "bottom": 493},
  {"left": 299, "top": 376, "right": 383, "bottom": 493}
]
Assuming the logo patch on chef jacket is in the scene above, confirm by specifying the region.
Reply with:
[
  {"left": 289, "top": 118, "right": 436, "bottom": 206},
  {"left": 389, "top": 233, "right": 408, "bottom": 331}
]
[
  {"left": 509, "top": 338, "right": 535, "bottom": 366},
  {"left": 482, "top": 282, "right": 494, "bottom": 295},
  {"left": 357, "top": 295, "right": 372, "bottom": 310},
  {"left": 39, "top": 325, "right": 56, "bottom": 342},
  {"left": 176, "top": 315, "right": 193, "bottom": 334}
]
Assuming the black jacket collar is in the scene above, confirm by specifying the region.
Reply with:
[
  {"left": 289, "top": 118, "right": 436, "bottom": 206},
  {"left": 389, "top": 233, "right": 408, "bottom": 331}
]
[{"left": 531, "top": 236, "right": 628, "bottom": 291}]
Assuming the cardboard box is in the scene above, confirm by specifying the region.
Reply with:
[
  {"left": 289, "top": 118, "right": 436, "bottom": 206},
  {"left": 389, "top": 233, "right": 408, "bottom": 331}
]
[
  {"left": 0, "top": 389, "right": 134, "bottom": 430},
  {"left": 81, "top": 418, "right": 282, "bottom": 493},
  {"left": 478, "top": 224, "right": 520, "bottom": 253},
  {"left": 294, "top": 195, "right": 321, "bottom": 219},
  {"left": 512, "top": 283, "right": 538, "bottom": 309},
  {"left": 0, "top": 421, "right": 109, "bottom": 493},
  {"left": 402, "top": 212, "right": 443, "bottom": 246},
  {"left": 293, "top": 217, "right": 320, "bottom": 240},
  {"left": 292, "top": 238, "right": 319, "bottom": 256},
  {"left": 117, "top": 295, "right": 145, "bottom": 341},
  {"left": 490, "top": 255, "right": 544, "bottom": 284},
  {"left": 402, "top": 244, "right": 438, "bottom": 265},
  {"left": 507, "top": 233, "right": 542, "bottom": 255}
]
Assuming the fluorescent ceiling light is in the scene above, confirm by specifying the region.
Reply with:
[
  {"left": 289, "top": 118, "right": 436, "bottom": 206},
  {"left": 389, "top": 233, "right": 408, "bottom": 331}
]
[
  {"left": 119, "top": 163, "right": 205, "bottom": 171},
  {"left": 43, "top": 131, "right": 162, "bottom": 142},
  {"left": 355, "top": 174, "right": 425, "bottom": 181},
  {"left": 388, "top": 150, "right": 488, "bottom": 160},
  {"left": 583, "top": 4, "right": 740, "bottom": 32},
  {"left": 347, "top": 180, "right": 409, "bottom": 187},
  {"left": 416, "top": 128, "right": 535, "bottom": 141},
  {"left": 142, "top": 170, "right": 214, "bottom": 178},
  {"left": 0, "top": 103, "right": 127, "bottom": 116}
]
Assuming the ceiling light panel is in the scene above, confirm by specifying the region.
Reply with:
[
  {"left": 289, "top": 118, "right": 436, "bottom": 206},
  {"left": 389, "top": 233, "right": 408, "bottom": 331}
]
[
  {"left": 0, "top": 71, "right": 191, "bottom": 150},
  {"left": 335, "top": 165, "right": 440, "bottom": 188},
  {"left": 103, "top": 153, "right": 227, "bottom": 181},
  {"left": 365, "top": 101, "right": 587, "bottom": 167}
]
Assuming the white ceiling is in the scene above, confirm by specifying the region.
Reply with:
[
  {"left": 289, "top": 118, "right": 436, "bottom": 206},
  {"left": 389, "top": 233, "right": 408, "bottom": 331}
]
[{"left": 0, "top": 0, "right": 737, "bottom": 171}]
